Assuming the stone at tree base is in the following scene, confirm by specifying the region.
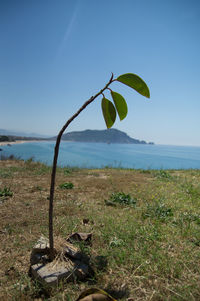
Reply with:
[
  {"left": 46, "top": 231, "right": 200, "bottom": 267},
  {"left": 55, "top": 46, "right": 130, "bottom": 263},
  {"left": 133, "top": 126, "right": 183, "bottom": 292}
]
[
  {"left": 64, "top": 241, "right": 82, "bottom": 260},
  {"left": 30, "top": 236, "right": 90, "bottom": 286},
  {"left": 73, "top": 261, "right": 89, "bottom": 280},
  {"left": 31, "top": 260, "right": 74, "bottom": 285},
  {"left": 32, "top": 235, "right": 49, "bottom": 254},
  {"left": 31, "top": 259, "right": 89, "bottom": 286},
  {"left": 30, "top": 253, "right": 49, "bottom": 265},
  {"left": 67, "top": 232, "right": 92, "bottom": 245},
  {"left": 30, "top": 236, "right": 50, "bottom": 265}
]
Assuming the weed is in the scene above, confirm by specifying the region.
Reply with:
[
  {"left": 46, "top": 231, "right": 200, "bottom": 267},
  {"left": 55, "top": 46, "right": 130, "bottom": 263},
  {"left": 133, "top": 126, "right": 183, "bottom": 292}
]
[
  {"left": 0, "top": 154, "right": 21, "bottom": 161},
  {"left": 181, "top": 182, "right": 200, "bottom": 200},
  {"left": 173, "top": 211, "right": 200, "bottom": 234},
  {"left": 140, "top": 169, "right": 152, "bottom": 174},
  {"left": 0, "top": 186, "right": 13, "bottom": 197},
  {"left": 63, "top": 168, "right": 72, "bottom": 175},
  {"left": 4, "top": 224, "right": 14, "bottom": 234},
  {"left": 63, "top": 169, "right": 71, "bottom": 175},
  {"left": 109, "top": 236, "right": 125, "bottom": 247},
  {"left": 0, "top": 169, "right": 12, "bottom": 178},
  {"left": 59, "top": 182, "right": 74, "bottom": 189},
  {"left": 142, "top": 201, "right": 173, "bottom": 221},
  {"left": 23, "top": 160, "right": 51, "bottom": 175},
  {"left": 105, "top": 192, "right": 136, "bottom": 206},
  {"left": 30, "top": 185, "right": 44, "bottom": 192},
  {"left": 34, "top": 165, "right": 51, "bottom": 175},
  {"left": 62, "top": 166, "right": 81, "bottom": 174},
  {"left": 154, "top": 169, "right": 173, "bottom": 180},
  {"left": 26, "top": 157, "right": 34, "bottom": 164},
  {"left": 179, "top": 211, "right": 200, "bottom": 225}
]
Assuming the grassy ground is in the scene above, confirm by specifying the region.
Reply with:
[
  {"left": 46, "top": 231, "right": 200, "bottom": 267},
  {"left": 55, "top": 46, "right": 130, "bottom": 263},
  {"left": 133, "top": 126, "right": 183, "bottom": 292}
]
[{"left": 0, "top": 159, "right": 200, "bottom": 300}]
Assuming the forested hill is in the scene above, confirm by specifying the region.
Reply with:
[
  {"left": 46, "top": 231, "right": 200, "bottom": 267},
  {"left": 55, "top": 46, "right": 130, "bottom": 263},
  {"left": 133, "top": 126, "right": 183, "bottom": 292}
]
[{"left": 57, "top": 129, "right": 154, "bottom": 144}]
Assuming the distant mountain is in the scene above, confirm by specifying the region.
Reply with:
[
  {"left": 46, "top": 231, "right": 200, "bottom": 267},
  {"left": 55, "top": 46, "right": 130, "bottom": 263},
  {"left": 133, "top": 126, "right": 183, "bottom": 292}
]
[
  {"left": 0, "top": 128, "right": 154, "bottom": 145},
  {"left": 0, "top": 129, "right": 50, "bottom": 138},
  {"left": 53, "top": 129, "right": 154, "bottom": 144}
]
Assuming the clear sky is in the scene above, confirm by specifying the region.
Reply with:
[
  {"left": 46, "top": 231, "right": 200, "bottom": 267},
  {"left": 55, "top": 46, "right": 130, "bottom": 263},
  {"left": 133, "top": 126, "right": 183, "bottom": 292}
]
[{"left": 0, "top": 0, "right": 200, "bottom": 146}]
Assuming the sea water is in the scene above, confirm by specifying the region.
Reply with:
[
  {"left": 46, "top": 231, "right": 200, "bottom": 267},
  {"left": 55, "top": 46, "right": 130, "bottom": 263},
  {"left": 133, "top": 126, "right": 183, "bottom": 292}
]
[{"left": 1, "top": 141, "right": 200, "bottom": 169}]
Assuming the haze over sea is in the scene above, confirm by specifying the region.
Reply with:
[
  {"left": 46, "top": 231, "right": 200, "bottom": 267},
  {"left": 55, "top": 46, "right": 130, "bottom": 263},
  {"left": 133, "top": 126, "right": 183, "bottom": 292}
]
[{"left": 1, "top": 142, "right": 200, "bottom": 170}]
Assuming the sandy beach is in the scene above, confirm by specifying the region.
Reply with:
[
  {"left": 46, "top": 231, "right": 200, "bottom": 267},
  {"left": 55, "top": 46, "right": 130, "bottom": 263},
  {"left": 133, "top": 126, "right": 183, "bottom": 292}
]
[{"left": 0, "top": 140, "right": 43, "bottom": 146}]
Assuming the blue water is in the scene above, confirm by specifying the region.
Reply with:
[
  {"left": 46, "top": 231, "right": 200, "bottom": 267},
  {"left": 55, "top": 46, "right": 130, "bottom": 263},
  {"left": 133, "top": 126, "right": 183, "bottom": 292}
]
[{"left": 0, "top": 141, "right": 200, "bottom": 169}]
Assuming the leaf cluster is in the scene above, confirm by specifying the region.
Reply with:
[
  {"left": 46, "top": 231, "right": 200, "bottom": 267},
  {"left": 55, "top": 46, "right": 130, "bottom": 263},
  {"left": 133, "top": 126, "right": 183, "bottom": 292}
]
[{"left": 101, "top": 73, "right": 150, "bottom": 128}]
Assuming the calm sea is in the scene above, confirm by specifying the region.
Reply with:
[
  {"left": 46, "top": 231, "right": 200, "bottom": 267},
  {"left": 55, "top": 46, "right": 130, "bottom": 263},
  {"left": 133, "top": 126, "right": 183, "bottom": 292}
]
[{"left": 1, "top": 141, "right": 200, "bottom": 169}]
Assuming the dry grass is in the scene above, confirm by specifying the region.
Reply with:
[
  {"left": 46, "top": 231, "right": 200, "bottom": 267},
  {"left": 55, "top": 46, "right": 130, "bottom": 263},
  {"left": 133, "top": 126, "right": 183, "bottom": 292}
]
[{"left": 0, "top": 160, "right": 200, "bottom": 300}]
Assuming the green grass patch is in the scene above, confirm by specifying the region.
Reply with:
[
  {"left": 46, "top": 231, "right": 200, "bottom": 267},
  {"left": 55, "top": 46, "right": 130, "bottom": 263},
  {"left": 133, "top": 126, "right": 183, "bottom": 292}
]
[
  {"left": 59, "top": 182, "right": 74, "bottom": 189},
  {"left": 1, "top": 160, "right": 200, "bottom": 300}
]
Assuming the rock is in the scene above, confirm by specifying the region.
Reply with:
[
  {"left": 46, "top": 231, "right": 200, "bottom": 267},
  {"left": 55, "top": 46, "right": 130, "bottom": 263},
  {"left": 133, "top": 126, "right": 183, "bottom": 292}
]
[
  {"left": 32, "top": 236, "right": 49, "bottom": 254},
  {"left": 73, "top": 261, "right": 89, "bottom": 280},
  {"left": 30, "top": 236, "right": 50, "bottom": 265},
  {"left": 31, "top": 259, "right": 89, "bottom": 286},
  {"left": 30, "top": 253, "right": 49, "bottom": 265},
  {"left": 31, "top": 259, "right": 75, "bottom": 286},
  {"left": 63, "top": 241, "right": 82, "bottom": 260},
  {"left": 30, "top": 236, "right": 91, "bottom": 286},
  {"left": 67, "top": 232, "right": 92, "bottom": 245}
]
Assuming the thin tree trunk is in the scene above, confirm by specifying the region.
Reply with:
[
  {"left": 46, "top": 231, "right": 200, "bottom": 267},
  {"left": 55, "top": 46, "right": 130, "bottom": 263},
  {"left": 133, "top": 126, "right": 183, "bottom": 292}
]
[{"left": 48, "top": 74, "right": 114, "bottom": 260}]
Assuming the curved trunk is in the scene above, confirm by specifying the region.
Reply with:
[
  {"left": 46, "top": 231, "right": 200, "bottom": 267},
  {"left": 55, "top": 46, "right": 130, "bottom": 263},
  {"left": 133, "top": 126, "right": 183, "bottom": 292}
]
[{"left": 48, "top": 74, "right": 114, "bottom": 260}]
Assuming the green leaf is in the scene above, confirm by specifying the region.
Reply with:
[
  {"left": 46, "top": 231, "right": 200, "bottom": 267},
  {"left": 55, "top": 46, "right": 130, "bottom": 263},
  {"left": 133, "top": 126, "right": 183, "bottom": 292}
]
[
  {"left": 101, "top": 97, "right": 116, "bottom": 128},
  {"left": 117, "top": 73, "right": 150, "bottom": 98},
  {"left": 111, "top": 91, "right": 128, "bottom": 121}
]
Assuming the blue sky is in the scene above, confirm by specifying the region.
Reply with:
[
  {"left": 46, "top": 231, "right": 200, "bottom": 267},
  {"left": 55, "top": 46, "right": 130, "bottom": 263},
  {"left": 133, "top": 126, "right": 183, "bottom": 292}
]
[{"left": 0, "top": 0, "right": 200, "bottom": 146}]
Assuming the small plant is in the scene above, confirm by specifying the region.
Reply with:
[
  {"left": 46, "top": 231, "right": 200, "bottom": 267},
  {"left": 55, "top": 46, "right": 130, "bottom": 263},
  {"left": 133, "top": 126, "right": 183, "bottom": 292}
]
[
  {"left": 0, "top": 154, "right": 20, "bottom": 161},
  {"left": 63, "top": 168, "right": 72, "bottom": 175},
  {"left": 0, "top": 186, "right": 13, "bottom": 197},
  {"left": 48, "top": 72, "right": 150, "bottom": 260},
  {"left": 154, "top": 169, "right": 173, "bottom": 180},
  {"left": 109, "top": 236, "right": 124, "bottom": 247},
  {"left": 142, "top": 201, "right": 173, "bottom": 221},
  {"left": 31, "top": 185, "right": 43, "bottom": 192},
  {"left": 26, "top": 157, "right": 34, "bottom": 164},
  {"left": 182, "top": 182, "right": 200, "bottom": 200},
  {"left": 0, "top": 169, "right": 12, "bottom": 178},
  {"left": 59, "top": 182, "right": 74, "bottom": 189},
  {"left": 106, "top": 192, "right": 136, "bottom": 206},
  {"left": 178, "top": 211, "right": 200, "bottom": 225}
]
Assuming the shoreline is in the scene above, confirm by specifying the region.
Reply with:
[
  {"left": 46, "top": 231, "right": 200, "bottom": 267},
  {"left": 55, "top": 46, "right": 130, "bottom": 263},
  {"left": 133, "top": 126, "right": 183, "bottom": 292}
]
[{"left": 0, "top": 140, "right": 46, "bottom": 146}]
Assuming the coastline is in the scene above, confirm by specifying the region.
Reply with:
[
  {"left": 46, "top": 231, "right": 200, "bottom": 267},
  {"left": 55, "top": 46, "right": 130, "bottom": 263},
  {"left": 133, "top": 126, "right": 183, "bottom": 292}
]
[{"left": 0, "top": 140, "right": 45, "bottom": 146}]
